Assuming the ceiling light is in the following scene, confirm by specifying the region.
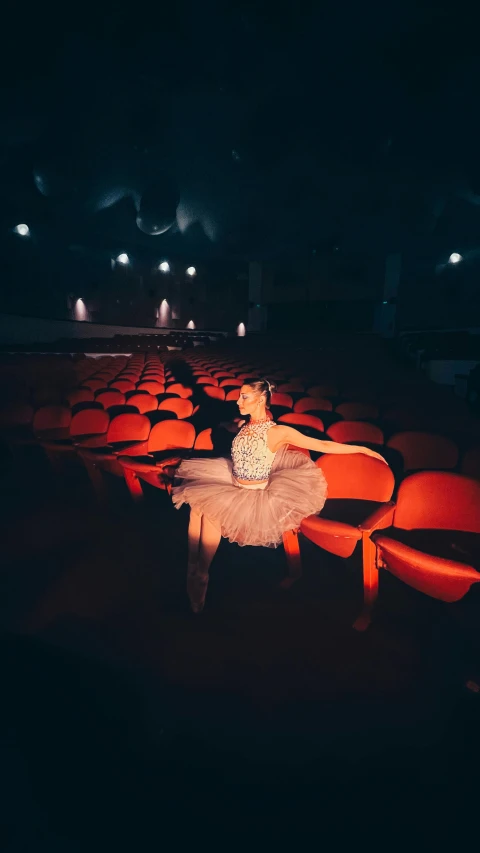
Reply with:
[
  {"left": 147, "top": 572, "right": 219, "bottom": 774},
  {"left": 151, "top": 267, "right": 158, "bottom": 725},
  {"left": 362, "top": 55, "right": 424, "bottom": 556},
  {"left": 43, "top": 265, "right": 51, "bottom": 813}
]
[
  {"left": 14, "top": 223, "right": 30, "bottom": 237},
  {"left": 186, "top": 266, "right": 196, "bottom": 277}
]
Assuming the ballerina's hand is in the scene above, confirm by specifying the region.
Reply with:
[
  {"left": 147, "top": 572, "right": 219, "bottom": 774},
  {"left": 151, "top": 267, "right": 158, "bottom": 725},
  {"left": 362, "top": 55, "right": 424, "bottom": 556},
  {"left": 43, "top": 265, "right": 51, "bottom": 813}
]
[{"left": 362, "top": 447, "right": 388, "bottom": 464}]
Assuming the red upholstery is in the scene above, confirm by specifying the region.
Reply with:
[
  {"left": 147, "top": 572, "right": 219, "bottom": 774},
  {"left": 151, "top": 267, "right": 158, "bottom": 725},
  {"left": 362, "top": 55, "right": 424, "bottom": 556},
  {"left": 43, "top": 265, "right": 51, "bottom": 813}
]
[
  {"left": 70, "top": 408, "right": 109, "bottom": 439},
  {"left": 107, "top": 413, "right": 151, "bottom": 444},
  {"left": 278, "top": 413, "right": 325, "bottom": 433},
  {"left": 165, "top": 384, "right": 193, "bottom": 398},
  {"left": 158, "top": 398, "right": 194, "bottom": 419},
  {"left": 136, "top": 381, "right": 165, "bottom": 395},
  {"left": 119, "top": 420, "right": 195, "bottom": 500},
  {"left": 270, "top": 392, "right": 293, "bottom": 409},
  {"left": 327, "top": 421, "right": 384, "bottom": 445},
  {"left": 277, "top": 382, "right": 305, "bottom": 392},
  {"left": 194, "top": 428, "right": 214, "bottom": 450},
  {"left": 226, "top": 389, "right": 241, "bottom": 401},
  {"left": 65, "top": 389, "right": 94, "bottom": 407},
  {"left": 202, "top": 386, "right": 226, "bottom": 401},
  {"left": 196, "top": 376, "right": 218, "bottom": 386},
  {"left": 308, "top": 384, "right": 338, "bottom": 398},
  {"left": 293, "top": 397, "right": 333, "bottom": 413},
  {"left": 220, "top": 378, "right": 242, "bottom": 387},
  {"left": 109, "top": 380, "right": 137, "bottom": 393},
  {"left": 372, "top": 472, "right": 480, "bottom": 605},
  {"left": 283, "top": 453, "right": 395, "bottom": 597},
  {"left": 95, "top": 390, "right": 126, "bottom": 409},
  {"left": 33, "top": 405, "right": 72, "bottom": 438},
  {"left": 335, "top": 402, "right": 379, "bottom": 421},
  {"left": 126, "top": 393, "right": 159, "bottom": 414},
  {"left": 386, "top": 431, "right": 459, "bottom": 472}
]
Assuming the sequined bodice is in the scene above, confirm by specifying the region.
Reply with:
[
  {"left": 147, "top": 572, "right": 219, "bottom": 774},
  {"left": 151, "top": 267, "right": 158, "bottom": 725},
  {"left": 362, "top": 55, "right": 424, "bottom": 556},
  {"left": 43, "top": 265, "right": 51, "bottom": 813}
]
[{"left": 231, "top": 419, "right": 277, "bottom": 482}]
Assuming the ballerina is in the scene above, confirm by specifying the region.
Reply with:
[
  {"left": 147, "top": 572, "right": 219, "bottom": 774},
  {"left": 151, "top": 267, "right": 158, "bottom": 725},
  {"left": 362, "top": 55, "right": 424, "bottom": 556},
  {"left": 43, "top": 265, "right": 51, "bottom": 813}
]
[{"left": 172, "top": 378, "right": 386, "bottom": 612}]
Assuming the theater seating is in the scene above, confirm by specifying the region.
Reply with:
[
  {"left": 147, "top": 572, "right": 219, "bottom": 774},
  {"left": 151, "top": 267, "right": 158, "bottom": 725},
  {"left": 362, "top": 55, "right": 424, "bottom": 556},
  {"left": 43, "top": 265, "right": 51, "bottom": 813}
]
[{"left": 370, "top": 471, "right": 480, "bottom": 623}]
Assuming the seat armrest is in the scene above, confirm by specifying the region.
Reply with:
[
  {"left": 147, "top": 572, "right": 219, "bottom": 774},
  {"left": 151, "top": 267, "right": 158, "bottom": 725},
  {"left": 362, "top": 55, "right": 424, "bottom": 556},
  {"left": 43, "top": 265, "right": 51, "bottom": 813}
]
[{"left": 358, "top": 501, "right": 395, "bottom": 534}]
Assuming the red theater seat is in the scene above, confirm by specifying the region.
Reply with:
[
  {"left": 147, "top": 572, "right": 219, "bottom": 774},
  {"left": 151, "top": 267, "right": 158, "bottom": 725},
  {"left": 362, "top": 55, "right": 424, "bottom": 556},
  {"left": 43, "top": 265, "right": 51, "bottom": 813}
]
[
  {"left": 282, "top": 455, "right": 395, "bottom": 606},
  {"left": 278, "top": 413, "right": 325, "bottom": 433},
  {"left": 126, "top": 393, "right": 159, "bottom": 414},
  {"left": 119, "top": 420, "right": 195, "bottom": 500},
  {"left": 386, "top": 431, "right": 459, "bottom": 472},
  {"left": 327, "top": 421, "right": 384, "bottom": 445},
  {"left": 370, "top": 472, "right": 480, "bottom": 626},
  {"left": 158, "top": 398, "right": 194, "bottom": 419},
  {"left": 293, "top": 397, "right": 333, "bottom": 414},
  {"left": 335, "top": 402, "right": 379, "bottom": 421}
]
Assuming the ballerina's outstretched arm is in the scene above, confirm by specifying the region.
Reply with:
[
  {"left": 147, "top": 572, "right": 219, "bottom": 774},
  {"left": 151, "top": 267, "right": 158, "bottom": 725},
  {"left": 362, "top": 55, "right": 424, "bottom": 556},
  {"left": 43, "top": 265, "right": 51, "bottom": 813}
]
[{"left": 268, "top": 425, "right": 387, "bottom": 464}]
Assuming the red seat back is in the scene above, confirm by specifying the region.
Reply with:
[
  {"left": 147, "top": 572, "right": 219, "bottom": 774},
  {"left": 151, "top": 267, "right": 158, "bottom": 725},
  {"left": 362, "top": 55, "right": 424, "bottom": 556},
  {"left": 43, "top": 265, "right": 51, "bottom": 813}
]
[
  {"left": 316, "top": 454, "right": 394, "bottom": 501},
  {"left": 327, "top": 421, "right": 384, "bottom": 445},
  {"left": 271, "top": 392, "right": 293, "bottom": 409},
  {"left": 387, "top": 431, "right": 459, "bottom": 472},
  {"left": 194, "top": 428, "right": 214, "bottom": 450},
  {"left": 33, "top": 405, "right": 71, "bottom": 434},
  {"left": 335, "top": 402, "right": 379, "bottom": 421},
  {"left": 127, "top": 393, "right": 158, "bottom": 414},
  {"left": 393, "top": 471, "right": 480, "bottom": 533},
  {"left": 136, "top": 381, "right": 165, "bottom": 395},
  {"left": 293, "top": 397, "right": 332, "bottom": 414},
  {"left": 96, "top": 390, "right": 126, "bottom": 409},
  {"left": 148, "top": 420, "right": 195, "bottom": 452},
  {"left": 69, "top": 409, "right": 109, "bottom": 437},
  {"left": 158, "top": 398, "right": 194, "bottom": 419},
  {"left": 107, "top": 413, "right": 150, "bottom": 443},
  {"left": 165, "top": 384, "right": 193, "bottom": 398},
  {"left": 278, "top": 412, "right": 325, "bottom": 432}
]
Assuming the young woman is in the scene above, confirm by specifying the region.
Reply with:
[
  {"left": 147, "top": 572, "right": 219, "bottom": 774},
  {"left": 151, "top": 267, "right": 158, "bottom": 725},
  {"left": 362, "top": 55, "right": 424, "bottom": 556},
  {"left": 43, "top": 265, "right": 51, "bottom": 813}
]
[{"left": 172, "top": 379, "right": 386, "bottom": 612}]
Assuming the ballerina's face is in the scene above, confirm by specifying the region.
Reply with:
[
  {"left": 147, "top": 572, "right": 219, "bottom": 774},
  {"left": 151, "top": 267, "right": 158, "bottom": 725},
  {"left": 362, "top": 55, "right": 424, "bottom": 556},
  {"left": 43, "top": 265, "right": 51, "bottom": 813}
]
[{"left": 238, "top": 385, "right": 266, "bottom": 418}]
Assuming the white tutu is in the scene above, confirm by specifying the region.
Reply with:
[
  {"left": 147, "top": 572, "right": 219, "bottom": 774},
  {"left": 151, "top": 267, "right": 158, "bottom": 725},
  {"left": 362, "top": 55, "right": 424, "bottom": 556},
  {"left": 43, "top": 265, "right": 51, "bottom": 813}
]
[{"left": 172, "top": 447, "right": 328, "bottom": 547}]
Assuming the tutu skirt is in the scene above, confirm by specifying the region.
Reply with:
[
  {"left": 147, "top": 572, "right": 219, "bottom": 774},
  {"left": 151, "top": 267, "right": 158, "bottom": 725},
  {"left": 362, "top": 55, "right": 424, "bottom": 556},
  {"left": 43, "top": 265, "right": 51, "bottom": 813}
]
[{"left": 172, "top": 447, "right": 328, "bottom": 548}]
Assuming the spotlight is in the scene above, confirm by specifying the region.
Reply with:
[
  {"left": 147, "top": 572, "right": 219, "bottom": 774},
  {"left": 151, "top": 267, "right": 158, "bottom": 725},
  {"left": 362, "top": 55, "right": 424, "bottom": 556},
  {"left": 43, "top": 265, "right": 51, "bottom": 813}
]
[
  {"left": 448, "top": 253, "right": 462, "bottom": 264},
  {"left": 159, "top": 261, "right": 170, "bottom": 273},
  {"left": 14, "top": 223, "right": 30, "bottom": 237},
  {"left": 187, "top": 320, "right": 195, "bottom": 330},
  {"left": 116, "top": 253, "right": 130, "bottom": 265},
  {"left": 186, "top": 266, "right": 196, "bottom": 277},
  {"left": 237, "top": 322, "right": 246, "bottom": 337}
]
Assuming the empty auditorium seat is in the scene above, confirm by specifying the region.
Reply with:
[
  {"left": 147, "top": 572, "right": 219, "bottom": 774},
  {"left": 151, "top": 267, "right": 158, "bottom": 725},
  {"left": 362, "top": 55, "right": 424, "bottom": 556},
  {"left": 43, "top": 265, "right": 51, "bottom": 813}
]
[
  {"left": 119, "top": 420, "right": 196, "bottom": 500},
  {"left": 293, "top": 397, "right": 333, "bottom": 414},
  {"left": 126, "top": 393, "right": 159, "bottom": 414},
  {"left": 158, "top": 398, "right": 194, "bottom": 419},
  {"left": 387, "top": 431, "right": 459, "bottom": 472},
  {"left": 277, "top": 413, "right": 325, "bottom": 433},
  {"left": 282, "top": 455, "right": 395, "bottom": 609},
  {"left": 335, "top": 402, "right": 379, "bottom": 421},
  {"left": 136, "top": 381, "right": 165, "bottom": 395},
  {"left": 371, "top": 472, "right": 480, "bottom": 624},
  {"left": 327, "top": 421, "right": 384, "bottom": 445}
]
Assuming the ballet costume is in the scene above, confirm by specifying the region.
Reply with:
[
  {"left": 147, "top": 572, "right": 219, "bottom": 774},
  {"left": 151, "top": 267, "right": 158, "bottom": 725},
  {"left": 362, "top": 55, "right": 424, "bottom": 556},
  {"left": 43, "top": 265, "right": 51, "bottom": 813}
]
[{"left": 173, "top": 418, "right": 327, "bottom": 556}]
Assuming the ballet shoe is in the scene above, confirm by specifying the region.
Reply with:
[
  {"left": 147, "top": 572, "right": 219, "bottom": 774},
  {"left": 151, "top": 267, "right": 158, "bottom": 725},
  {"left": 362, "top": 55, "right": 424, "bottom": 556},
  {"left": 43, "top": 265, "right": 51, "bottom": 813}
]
[{"left": 187, "top": 567, "right": 209, "bottom": 614}]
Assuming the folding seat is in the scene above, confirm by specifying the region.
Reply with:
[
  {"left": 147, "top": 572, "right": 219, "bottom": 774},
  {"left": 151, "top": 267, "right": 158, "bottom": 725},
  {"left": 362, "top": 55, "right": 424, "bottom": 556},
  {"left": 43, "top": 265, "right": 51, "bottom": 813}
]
[
  {"left": 77, "top": 413, "right": 152, "bottom": 497},
  {"left": 369, "top": 472, "right": 480, "bottom": 627},
  {"left": 165, "top": 384, "right": 193, "bottom": 398},
  {"left": 119, "top": 420, "right": 196, "bottom": 500},
  {"left": 158, "top": 398, "right": 194, "bottom": 419},
  {"left": 83, "top": 379, "right": 108, "bottom": 392},
  {"left": 282, "top": 455, "right": 395, "bottom": 605},
  {"left": 226, "top": 389, "right": 241, "bottom": 402},
  {"left": 335, "top": 402, "right": 379, "bottom": 421},
  {"left": 136, "top": 380, "right": 165, "bottom": 395},
  {"left": 270, "top": 392, "right": 294, "bottom": 409},
  {"left": 33, "top": 405, "right": 72, "bottom": 441},
  {"left": 461, "top": 445, "right": 480, "bottom": 481},
  {"left": 109, "top": 379, "right": 137, "bottom": 393},
  {"left": 327, "top": 421, "right": 384, "bottom": 445},
  {"left": 219, "top": 378, "right": 242, "bottom": 387},
  {"left": 195, "top": 376, "right": 218, "bottom": 386},
  {"left": 293, "top": 397, "right": 332, "bottom": 414},
  {"left": 386, "top": 431, "right": 459, "bottom": 473},
  {"left": 95, "top": 390, "right": 127, "bottom": 409},
  {"left": 65, "top": 388, "right": 94, "bottom": 407},
  {"left": 277, "top": 382, "right": 305, "bottom": 393},
  {"left": 308, "top": 384, "right": 338, "bottom": 398},
  {"left": 125, "top": 393, "right": 159, "bottom": 414},
  {"left": 277, "top": 412, "right": 325, "bottom": 433},
  {"left": 202, "top": 386, "right": 226, "bottom": 401}
]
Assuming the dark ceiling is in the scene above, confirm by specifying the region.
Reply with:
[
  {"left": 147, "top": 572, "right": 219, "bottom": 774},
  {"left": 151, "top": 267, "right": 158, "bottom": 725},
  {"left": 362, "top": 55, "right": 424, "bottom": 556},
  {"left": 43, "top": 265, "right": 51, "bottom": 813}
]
[{"left": 1, "top": 0, "right": 479, "bottom": 263}]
